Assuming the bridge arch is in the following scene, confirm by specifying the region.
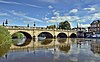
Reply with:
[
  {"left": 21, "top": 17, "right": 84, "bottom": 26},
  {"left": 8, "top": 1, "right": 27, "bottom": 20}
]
[
  {"left": 70, "top": 33, "right": 77, "bottom": 38},
  {"left": 57, "top": 33, "right": 67, "bottom": 38},
  {"left": 12, "top": 31, "right": 32, "bottom": 46},
  {"left": 38, "top": 32, "right": 53, "bottom": 38}
]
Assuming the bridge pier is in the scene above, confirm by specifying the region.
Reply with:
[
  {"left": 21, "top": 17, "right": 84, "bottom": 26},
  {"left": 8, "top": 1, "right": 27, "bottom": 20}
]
[{"left": 53, "top": 35, "right": 56, "bottom": 39}]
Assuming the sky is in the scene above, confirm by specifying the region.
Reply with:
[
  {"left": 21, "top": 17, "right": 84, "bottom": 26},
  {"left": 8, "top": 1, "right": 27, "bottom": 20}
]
[{"left": 0, "top": 0, "right": 100, "bottom": 28}]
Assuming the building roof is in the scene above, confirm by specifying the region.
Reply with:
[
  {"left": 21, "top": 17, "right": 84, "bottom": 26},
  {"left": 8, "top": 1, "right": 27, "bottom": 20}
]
[{"left": 91, "top": 20, "right": 100, "bottom": 25}]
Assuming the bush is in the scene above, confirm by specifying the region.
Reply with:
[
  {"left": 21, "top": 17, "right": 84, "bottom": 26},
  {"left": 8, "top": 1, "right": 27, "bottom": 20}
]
[
  {"left": 0, "top": 26, "right": 12, "bottom": 45},
  {"left": 0, "top": 26, "right": 12, "bottom": 57}
]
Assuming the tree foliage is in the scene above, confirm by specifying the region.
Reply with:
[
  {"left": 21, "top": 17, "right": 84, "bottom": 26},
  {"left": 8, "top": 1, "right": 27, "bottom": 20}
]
[
  {"left": 58, "top": 21, "right": 71, "bottom": 30},
  {"left": 0, "top": 26, "right": 12, "bottom": 46},
  {"left": 47, "top": 25, "right": 56, "bottom": 29}
]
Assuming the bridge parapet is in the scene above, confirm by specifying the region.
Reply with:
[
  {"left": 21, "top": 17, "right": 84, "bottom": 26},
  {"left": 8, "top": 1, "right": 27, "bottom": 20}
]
[{"left": 6, "top": 26, "right": 76, "bottom": 32}]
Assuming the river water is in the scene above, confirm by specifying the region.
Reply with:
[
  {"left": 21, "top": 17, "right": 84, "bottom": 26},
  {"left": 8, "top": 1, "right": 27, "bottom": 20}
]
[{"left": 0, "top": 38, "right": 100, "bottom": 62}]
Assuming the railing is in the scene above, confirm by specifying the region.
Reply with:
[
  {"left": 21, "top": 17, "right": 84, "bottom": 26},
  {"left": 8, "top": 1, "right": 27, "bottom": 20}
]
[{"left": 5, "top": 26, "right": 76, "bottom": 32}]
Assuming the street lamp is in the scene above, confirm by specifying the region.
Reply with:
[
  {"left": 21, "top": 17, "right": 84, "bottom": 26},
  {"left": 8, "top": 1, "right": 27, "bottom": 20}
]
[
  {"left": 33, "top": 21, "right": 36, "bottom": 41},
  {"left": 53, "top": 24, "right": 56, "bottom": 39}
]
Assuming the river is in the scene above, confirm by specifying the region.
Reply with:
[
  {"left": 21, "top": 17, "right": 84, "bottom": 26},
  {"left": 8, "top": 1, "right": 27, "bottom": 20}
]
[{"left": 0, "top": 38, "right": 100, "bottom": 62}]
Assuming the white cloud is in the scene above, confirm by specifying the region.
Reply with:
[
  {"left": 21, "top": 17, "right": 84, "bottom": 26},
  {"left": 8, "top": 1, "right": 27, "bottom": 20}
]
[
  {"left": 93, "top": 13, "right": 100, "bottom": 18},
  {"left": 84, "top": 7, "right": 96, "bottom": 11},
  {"left": 47, "top": 15, "right": 80, "bottom": 23},
  {"left": 69, "top": 9, "right": 78, "bottom": 13},
  {"left": 0, "top": 0, "right": 21, "bottom": 4},
  {"left": 40, "top": 0, "right": 58, "bottom": 3},
  {"left": 43, "top": 17, "right": 49, "bottom": 20},
  {"left": 0, "top": 12, "right": 9, "bottom": 16},
  {"left": 10, "top": 10, "right": 43, "bottom": 22},
  {"left": 48, "top": 5, "right": 53, "bottom": 9},
  {"left": 82, "top": 12, "right": 100, "bottom": 21},
  {"left": 26, "top": 4, "right": 43, "bottom": 8},
  {"left": 53, "top": 11, "right": 60, "bottom": 16},
  {"left": 0, "top": 0, "right": 43, "bottom": 8},
  {"left": 81, "top": 24, "right": 90, "bottom": 28}
]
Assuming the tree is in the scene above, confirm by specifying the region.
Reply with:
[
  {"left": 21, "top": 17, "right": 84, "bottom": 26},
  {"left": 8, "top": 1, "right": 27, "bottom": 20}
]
[
  {"left": 2, "top": 22, "right": 5, "bottom": 26},
  {"left": 27, "top": 24, "right": 29, "bottom": 27},
  {"left": 0, "top": 26, "right": 12, "bottom": 57},
  {"left": 58, "top": 21, "right": 71, "bottom": 30},
  {"left": 47, "top": 25, "right": 56, "bottom": 29},
  {"left": 0, "top": 26, "right": 12, "bottom": 49},
  {"left": 5, "top": 19, "right": 8, "bottom": 26}
]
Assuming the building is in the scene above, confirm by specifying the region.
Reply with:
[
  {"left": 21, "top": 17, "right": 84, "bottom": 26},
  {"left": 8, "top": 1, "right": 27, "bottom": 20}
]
[
  {"left": 72, "top": 27, "right": 86, "bottom": 32},
  {"left": 88, "top": 20, "right": 100, "bottom": 34},
  {"left": 72, "top": 27, "right": 87, "bottom": 38}
]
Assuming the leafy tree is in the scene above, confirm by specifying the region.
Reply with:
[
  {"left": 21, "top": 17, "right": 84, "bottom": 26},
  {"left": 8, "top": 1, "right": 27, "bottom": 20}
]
[
  {"left": 0, "top": 26, "right": 12, "bottom": 46},
  {"left": 58, "top": 21, "right": 71, "bottom": 30},
  {"left": 47, "top": 25, "right": 56, "bottom": 29}
]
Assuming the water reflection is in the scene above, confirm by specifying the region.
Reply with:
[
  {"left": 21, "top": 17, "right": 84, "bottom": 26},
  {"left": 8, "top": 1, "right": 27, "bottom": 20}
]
[
  {"left": 0, "top": 38, "right": 100, "bottom": 62},
  {"left": 91, "top": 39, "right": 100, "bottom": 54},
  {"left": 12, "top": 39, "right": 31, "bottom": 46},
  {"left": 39, "top": 39, "right": 53, "bottom": 45},
  {"left": 58, "top": 44, "right": 70, "bottom": 53},
  {"left": 0, "top": 42, "right": 11, "bottom": 58},
  {"left": 57, "top": 38, "right": 67, "bottom": 43}
]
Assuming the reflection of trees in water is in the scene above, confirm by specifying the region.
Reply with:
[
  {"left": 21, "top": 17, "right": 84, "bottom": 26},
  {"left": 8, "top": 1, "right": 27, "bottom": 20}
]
[
  {"left": 41, "top": 39, "right": 53, "bottom": 45},
  {"left": 0, "top": 43, "right": 11, "bottom": 57},
  {"left": 57, "top": 38, "right": 67, "bottom": 43},
  {"left": 12, "top": 39, "right": 31, "bottom": 46},
  {"left": 59, "top": 44, "right": 70, "bottom": 53},
  {"left": 91, "top": 39, "right": 100, "bottom": 54}
]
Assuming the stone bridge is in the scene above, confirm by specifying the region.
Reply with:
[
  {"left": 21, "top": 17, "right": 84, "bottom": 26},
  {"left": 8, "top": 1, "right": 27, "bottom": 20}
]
[{"left": 6, "top": 26, "right": 77, "bottom": 49}]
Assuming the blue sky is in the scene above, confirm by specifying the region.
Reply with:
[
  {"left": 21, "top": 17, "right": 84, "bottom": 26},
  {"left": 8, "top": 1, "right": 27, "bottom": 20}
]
[{"left": 0, "top": 0, "right": 100, "bottom": 28}]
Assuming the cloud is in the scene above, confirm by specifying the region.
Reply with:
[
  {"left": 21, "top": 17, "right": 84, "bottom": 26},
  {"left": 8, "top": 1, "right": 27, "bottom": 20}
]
[
  {"left": 69, "top": 9, "right": 78, "bottom": 13},
  {"left": 0, "top": 0, "right": 21, "bottom": 4},
  {"left": 53, "top": 11, "right": 60, "bottom": 16},
  {"left": 48, "top": 5, "right": 53, "bottom": 9},
  {"left": 0, "top": 0, "right": 43, "bottom": 8},
  {"left": 84, "top": 7, "right": 96, "bottom": 11},
  {"left": 9, "top": 10, "right": 43, "bottom": 22},
  {"left": 47, "top": 15, "right": 80, "bottom": 23},
  {"left": 0, "top": 12, "right": 9, "bottom": 16},
  {"left": 26, "top": 4, "right": 43, "bottom": 8},
  {"left": 80, "top": 24, "right": 90, "bottom": 28},
  {"left": 40, "top": 0, "right": 58, "bottom": 3},
  {"left": 82, "top": 12, "right": 100, "bottom": 22}
]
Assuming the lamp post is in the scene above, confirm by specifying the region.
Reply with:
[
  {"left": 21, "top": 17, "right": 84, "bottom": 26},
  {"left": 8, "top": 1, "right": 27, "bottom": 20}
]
[
  {"left": 53, "top": 24, "right": 56, "bottom": 39},
  {"left": 33, "top": 22, "right": 36, "bottom": 41}
]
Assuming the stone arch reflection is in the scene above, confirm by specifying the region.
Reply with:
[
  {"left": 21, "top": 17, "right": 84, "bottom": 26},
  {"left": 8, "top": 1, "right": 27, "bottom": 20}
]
[
  {"left": 12, "top": 31, "right": 32, "bottom": 46},
  {"left": 57, "top": 33, "right": 67, "bottom": 38},
  {"left": 58, "top": 44, "right": 70, "bottom": 53},
  {"left": 57, "top": 38, "right": 67, "bottom": 43},
  {"left": 70, "top": 33, "right": 77, "bottom": 38},
  {"left": 40, "top": 39, "right": 53, "bottom": 45}
]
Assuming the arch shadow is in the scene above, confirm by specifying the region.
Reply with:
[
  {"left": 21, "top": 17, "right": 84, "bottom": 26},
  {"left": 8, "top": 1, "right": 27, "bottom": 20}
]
[
  {"left": 38, "top": 32, "right": 53, "bottom": 39},
  {"left": 57, "top": 33, "right": 67, "bottom": 38},
  {"left": 70, "top": 33, "right": 77, "bottom": 38}
]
